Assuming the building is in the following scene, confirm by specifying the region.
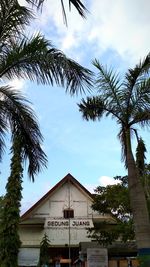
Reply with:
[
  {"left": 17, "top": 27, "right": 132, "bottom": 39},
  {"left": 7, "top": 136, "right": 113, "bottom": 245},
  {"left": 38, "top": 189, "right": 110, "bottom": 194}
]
[
  {"left": 19, "top": 173, "right": 138, "bottom": 267},
  {"left": 19, "top": 173, "right": 114, "bottom": 266}
]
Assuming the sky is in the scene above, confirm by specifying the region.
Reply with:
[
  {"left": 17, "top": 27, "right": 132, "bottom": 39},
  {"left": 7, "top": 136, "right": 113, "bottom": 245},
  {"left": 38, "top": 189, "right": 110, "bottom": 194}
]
[{"left": 0, "top": 0, "right": 150, "bottom": 213}]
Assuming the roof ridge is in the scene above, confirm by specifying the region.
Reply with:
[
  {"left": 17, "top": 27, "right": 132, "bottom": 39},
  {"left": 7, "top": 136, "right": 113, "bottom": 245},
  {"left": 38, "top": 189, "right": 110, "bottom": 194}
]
[{"left": 21, "top": 173, "right": 93, "bottom": 221}]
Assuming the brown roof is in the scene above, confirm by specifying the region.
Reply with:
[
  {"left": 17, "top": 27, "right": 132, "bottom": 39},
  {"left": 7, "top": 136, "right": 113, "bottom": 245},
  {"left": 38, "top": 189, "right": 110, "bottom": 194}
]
[{"left": 21, "top": 173, "right": 93, "bottom": 221}]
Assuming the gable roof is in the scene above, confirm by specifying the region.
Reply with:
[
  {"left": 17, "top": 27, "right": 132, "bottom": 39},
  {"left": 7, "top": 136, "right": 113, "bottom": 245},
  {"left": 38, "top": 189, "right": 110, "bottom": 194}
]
[{"left": 21, "top": 173, "right": 93, "bottom": 221}]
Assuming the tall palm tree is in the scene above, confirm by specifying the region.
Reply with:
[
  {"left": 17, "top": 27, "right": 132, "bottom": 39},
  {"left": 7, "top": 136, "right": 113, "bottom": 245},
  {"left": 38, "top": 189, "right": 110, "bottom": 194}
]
[
  {"left": 0, "top": 87, "right": 47, "bottom": 266},
  {"left": 0, "top": 0, "right": 93, "bottom": 161},
  {"left": 79, "top": 54, "right": 150, "bottom": 265},
  {"left": 0, "top": 0, "right": 92, "bottom": 160},
  {"left": 0, "top": 0, "right": 92, "bottom": 265}
]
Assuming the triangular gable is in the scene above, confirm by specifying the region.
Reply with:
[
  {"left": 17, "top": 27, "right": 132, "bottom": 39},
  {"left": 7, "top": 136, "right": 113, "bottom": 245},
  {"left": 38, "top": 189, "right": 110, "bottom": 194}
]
[{"left": 21, "top": 173, "right": 93, "bottom": 221}]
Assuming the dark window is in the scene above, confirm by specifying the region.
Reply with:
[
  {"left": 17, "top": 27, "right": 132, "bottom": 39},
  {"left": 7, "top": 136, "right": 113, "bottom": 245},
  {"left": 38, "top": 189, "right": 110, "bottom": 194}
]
[{"left": 64, "top": 209, "right": 74, "bottom": 218}]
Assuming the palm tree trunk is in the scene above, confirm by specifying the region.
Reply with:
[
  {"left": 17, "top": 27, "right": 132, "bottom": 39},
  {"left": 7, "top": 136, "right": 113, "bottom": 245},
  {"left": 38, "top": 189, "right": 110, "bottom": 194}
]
[{"left": 126, "top": 129, "right": 150, "bottom": 266}]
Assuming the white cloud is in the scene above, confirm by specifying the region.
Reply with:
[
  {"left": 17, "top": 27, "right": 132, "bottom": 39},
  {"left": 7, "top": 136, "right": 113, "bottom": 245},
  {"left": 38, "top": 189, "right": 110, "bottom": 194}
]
[
  {"left": 88, "top": 0, "right": 150, "bottom": 64},
  {"left": 34, "top": 0, "right": 150, "bottom": 66},
  {"left": 99, "top": 176, "right": 120, "bottom": 186},
  {"left": 84, "top": 176, "right": 121, "bottom": 194},
  {"left": 8, "top": 78, "right": 25, "bottom": 91},
  {"left": 18, "top": 0, "right": 27, "bottom": 5}
]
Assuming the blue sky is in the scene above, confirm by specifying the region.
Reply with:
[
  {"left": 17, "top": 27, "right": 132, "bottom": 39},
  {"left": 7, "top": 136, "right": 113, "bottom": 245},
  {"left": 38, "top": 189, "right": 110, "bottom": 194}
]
[{"left": 0, "top": 0, "right": 150, "bottom": 213}]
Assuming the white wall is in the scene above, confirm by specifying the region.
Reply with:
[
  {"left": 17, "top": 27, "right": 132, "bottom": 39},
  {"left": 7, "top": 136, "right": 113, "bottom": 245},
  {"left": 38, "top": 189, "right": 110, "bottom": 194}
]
[{"left": 20, "top": 181, "right": 105, "bottom": 246}]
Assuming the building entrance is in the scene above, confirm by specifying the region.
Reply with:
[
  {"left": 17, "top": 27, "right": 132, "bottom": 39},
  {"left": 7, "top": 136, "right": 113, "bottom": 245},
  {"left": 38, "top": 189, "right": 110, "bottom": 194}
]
[{"left": 48, "top": 247, "right": 79, "bottom": 266}]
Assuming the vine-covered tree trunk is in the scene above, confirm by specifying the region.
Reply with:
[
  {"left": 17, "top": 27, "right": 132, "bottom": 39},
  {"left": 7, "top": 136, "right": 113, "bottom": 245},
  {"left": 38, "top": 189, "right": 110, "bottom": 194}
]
[{"left": 0, "top": 138, "right": 23, "bottom": 267}]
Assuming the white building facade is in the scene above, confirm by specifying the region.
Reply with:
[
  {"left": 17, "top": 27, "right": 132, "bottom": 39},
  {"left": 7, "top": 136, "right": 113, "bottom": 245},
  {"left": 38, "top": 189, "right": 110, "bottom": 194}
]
[{"left": 19, "top": 173, "right": 111, "bottom": 266}]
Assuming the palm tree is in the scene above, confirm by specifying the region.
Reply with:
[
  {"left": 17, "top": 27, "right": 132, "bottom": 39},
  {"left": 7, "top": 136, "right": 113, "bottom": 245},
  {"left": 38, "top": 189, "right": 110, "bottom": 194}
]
[
  {"left": 0, "top": 87, "right": 47, "bottom": 266},
  {"left": 0, "top": 0, "right": 92, "bottom": 167},
  {"left": 0, "top": 0, "right": 93, "bottom": 176},
  {"left": 0, "top": 0, "right": 92, "bottom": 98},
  {"left": 79, "top": 54, "right": 150, "bottom": 265},
  {"left": 0, "top": 1, "right": 92, "bottom": 265}
]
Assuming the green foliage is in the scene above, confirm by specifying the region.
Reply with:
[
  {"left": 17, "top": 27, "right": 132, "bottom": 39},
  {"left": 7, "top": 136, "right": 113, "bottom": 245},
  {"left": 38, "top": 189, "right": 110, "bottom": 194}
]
[
  {"left": 88, "top": 176, "right": 135, "bottom": 245},
  {"left": 89, "top": 167, "right": 150, "bottom": 246},
  {"left": 0, "top": 139, "right": 23, "bottom": 267},
  {"left": 0, "top": 86, "right": 47, "bottom": 179},
  {"left": 38, "top": 233, "right": 51, "bottom": 267}
]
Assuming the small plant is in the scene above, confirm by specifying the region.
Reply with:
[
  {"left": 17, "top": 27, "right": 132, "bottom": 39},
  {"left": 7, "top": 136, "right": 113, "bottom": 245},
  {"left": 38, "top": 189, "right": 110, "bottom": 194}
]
[{"left": 38, "top": 233, "right": 51, "bottom": 267}]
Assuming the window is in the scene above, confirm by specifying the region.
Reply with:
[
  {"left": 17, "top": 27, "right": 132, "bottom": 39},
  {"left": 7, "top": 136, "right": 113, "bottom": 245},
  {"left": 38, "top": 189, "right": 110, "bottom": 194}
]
[{"left": 63, "top": 209, "right": 74, "bottom": 218}]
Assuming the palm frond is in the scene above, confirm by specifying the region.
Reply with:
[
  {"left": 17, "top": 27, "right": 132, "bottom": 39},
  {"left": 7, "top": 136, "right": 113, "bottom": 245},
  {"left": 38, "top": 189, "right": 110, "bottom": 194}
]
[
  {"left": 130, "top": 110, "right": 150, "bottom": 128},
  {"left": 0, "top": 86, "right": 47, "bottom": 180},
  {"left": 68, "top": 0, "right": 88, "bottom": 17},
  {"left": 93, "top": 59, "right": 123, "bottom": 112},
  {"left": 118, "top": 127, "right": 128, "bottom": 168},
  {"left": 124, "top": 53, "right": 150, "bottom": 112},
  {"left": 0, "top": 34, "right": 93, "bottom": 95},
  {"left": 0, "top": 108, "right": 7, "bottom": 161},
  {"left": 78, "top": 96, "right": 105, "bottom": 121},
  {"left": 125, "top": 53, "right": 150, "bottom": 88},
  {"left": 125, "top": 79, "right": 150, "bottom": 125},
  {"left": 52, "top": 51, "right": 93, "bottom": 94},
  {"left": 0, "top": 0, "right": 33, "bottom": 43},
  {"left": 79, "top": 95, "right": 125, "bottom": 125},
  {"left": 26, "top": 0, "right": 88, "bottom": 25},
  {"left": 127, "top": 78, "right": 150, "bottom": 126}
]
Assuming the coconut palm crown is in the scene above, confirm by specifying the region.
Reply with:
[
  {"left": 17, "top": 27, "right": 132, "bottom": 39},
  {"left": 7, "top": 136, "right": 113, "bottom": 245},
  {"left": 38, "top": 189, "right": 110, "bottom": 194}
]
[
  {"left": 0, "top": 0, "right": 93, "bottom": 95},
  {"left": 79, "top": 54, "right": 150, "bottom": 263},
  {"left": 0, "top": 0, "right": 48, "bottom": 178},
  {"left": 0, "top": 0, "right": 93, "bottom": 167}
]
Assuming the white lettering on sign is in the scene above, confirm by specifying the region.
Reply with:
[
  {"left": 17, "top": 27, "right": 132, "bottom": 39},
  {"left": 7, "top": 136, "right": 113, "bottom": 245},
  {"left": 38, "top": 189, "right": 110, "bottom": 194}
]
[{"left": 45, "top": 219, "right": 93, "bottom": 228}]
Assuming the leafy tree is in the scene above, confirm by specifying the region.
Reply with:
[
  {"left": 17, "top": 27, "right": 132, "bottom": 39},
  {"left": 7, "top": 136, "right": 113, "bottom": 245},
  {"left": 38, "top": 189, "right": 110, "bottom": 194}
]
[
  {"left": 88, "top": 176, "right": 134, "bottom": 246},
  {"left": 79, "top": 54, "right": 150, "bottom": 265},
  {"left": 38, "top": 233, "right": 51, "bottom": 267}
]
